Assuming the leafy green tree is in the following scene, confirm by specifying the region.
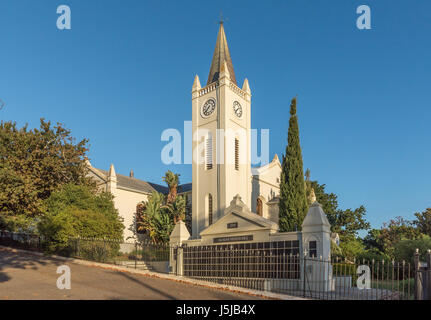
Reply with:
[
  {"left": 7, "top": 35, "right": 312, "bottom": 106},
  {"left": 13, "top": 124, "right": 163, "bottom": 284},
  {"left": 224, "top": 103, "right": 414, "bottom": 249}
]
[
  {"left": 339, "top": 237, "right": 366, "bottom": 261},
  {"left": 38, "top": 184, "right": 124, "bottom": 252},
  {"left": 307, "top": 180, "right": 370, "bottom": 239},
  {"left": 0, "top": 119, "right": 93, "bottom": 231},
  {"left": 356, "top": 248, "right": 391, "bottom": 264},
  {"left": 413, "top": 208, "right": 431, "bottom": 237},
  {"left": 363, "top": 228, "right": 385, "bottom": 252},
  {"left": 378, "top": 217, "right": 420, "bottom": 258},
  {"left": 279, "top": 97, "right": 308, "bottom": 232},
  {"left": 394, "top": 236, "right": 431, "bottom": 263},
  {"left": 331, "top": 240, "right": 343, "bottom": 257},
  {"left": 364, "top": 217, "right": 421, "bottom": 259}
]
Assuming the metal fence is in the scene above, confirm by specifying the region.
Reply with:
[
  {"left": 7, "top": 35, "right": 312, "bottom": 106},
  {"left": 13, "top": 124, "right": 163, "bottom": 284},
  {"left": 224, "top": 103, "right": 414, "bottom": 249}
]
[
  {"left": 1, "top": 230, "right": 429, "bottom": 299},
  {"left": 0, "top": 230, "right": 170, "bottom": 273},
  {"left": 174, "top": 242, "right": 421, "bottom": 300}
]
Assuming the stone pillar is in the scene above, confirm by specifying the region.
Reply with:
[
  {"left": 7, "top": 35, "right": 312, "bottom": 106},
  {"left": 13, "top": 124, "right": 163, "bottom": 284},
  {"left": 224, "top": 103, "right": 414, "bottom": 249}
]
[
  {"left": 414, "top": 248, "right": 422, "bottom": 300},
  {"left": 169, "top": 220, "right": 190, "bottom": 275},
  {"left": 301, "top": 200, "right": 332, "bottom": 291}
]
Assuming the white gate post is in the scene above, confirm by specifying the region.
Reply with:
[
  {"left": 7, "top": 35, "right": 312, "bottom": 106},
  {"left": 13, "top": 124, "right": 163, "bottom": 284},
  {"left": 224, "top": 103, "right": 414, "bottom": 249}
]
[
  {"left": 169, "top": 220, "right": 190, "bottom": 275},
  {"left": 302, "top": 200, "right": 332, "bottom": 291}
]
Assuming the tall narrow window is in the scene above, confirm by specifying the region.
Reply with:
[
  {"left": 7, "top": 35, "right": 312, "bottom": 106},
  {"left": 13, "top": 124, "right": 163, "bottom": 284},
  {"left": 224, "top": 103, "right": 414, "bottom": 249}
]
[
  {"left": 256, "top": 198, "right": 263, "bottom": 216},
  {"left": 235, "top": 138, "right": 239, "bottom": 171},
  {"left": 206, "top": 134, "right": 213, "bottom": 170},
  {"left": 208, "top": 194, "right": 213, "bottom": 225},
  {"left": 309, "top": 241, "right": 317, "bottom": 258}
]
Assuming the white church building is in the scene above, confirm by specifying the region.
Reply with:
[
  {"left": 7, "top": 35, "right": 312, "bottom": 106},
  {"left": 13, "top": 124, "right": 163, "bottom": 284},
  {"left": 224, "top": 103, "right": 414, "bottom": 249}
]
[
  {"left": 87, "top": 21, "right": 283, "bottom": 240},
  {"left": 86, "top": 23, "right": 334, "bottom": 292}
]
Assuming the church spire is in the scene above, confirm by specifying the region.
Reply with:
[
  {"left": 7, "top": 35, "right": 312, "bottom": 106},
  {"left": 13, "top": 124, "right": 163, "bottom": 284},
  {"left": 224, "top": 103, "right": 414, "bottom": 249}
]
[{"left": 207, "top": 22, "right": 237, "bottom": 86}]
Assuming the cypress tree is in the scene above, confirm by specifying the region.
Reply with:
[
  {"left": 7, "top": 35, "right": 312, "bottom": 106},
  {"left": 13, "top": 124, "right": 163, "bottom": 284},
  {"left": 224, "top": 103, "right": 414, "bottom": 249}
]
[{"left": 278, "top": 97, "right": 308, "bottom": 232}]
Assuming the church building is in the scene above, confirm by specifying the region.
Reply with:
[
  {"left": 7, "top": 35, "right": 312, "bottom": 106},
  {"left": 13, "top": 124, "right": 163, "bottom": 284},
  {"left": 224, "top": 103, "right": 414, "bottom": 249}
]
[
  {"left": 87, "top": 22, "right": 281, "bottom": 240},
  {"left": 191, "top": 22, "right": 281, "bottom": 238}
]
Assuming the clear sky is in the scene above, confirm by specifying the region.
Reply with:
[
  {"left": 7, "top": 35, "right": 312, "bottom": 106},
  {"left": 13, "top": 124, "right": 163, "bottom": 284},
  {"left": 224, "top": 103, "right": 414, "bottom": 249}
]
[{"left": 0, "top": 0, "right": 430, "bottom": 233}]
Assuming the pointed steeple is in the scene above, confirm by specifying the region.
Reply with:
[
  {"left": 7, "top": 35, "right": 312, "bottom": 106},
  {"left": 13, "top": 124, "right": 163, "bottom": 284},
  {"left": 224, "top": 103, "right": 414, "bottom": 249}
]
[
  {"left": 108, "top": 163, "right": 116, "bottom": 178},
  {"left": 207, "top": 22, "right": 237, "bottom": 86},
  {"left": 192, "top": 74, "right": 201, "bottom": 91},
  {"left": 242, "top": 78, "right": 251, "bottom": 94},
  {"left": 107, "top": 163, "right": 117, "bottom": 193}
]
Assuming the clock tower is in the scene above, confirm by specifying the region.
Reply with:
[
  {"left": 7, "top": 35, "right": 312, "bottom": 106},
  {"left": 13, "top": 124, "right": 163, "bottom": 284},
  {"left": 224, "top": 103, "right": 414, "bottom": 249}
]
[{"left": 191, "top": 22, "right": 252, "bottom": 238}]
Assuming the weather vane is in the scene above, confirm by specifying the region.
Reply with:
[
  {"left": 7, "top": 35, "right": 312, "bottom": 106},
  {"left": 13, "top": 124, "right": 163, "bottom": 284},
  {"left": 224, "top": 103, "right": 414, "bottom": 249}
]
[{"left": 218, "top": 10, "right": 228, "bottom": 24}]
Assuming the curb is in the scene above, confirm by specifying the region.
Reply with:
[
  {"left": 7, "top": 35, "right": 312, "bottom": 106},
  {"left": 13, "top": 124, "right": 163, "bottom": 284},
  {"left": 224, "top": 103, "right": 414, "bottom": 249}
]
[{"left": 0, "top": 245, "right": 307, "bottom": 300}]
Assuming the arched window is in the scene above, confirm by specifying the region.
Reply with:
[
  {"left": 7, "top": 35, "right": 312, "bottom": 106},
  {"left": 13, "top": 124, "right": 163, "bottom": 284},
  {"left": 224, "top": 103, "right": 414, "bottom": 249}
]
[
  {"left": 234, "top": 138, "right": 239, "bottom": 170},
  {"left": 309, "top": 241, "right": 317, "bottom": 258},
  {"left": 208, "top": 194, "right": 213, "bottom": 225},
  {"left": 206, "top": 133, "right": 213, "bottom": 170},
  {"left": 256, "top": 198, "right": 263, "bottom": 216}
]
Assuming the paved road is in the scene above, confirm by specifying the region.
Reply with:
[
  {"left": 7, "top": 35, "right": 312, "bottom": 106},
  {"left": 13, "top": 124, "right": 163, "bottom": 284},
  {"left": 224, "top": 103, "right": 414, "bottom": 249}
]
[{"left": 0, "top": 248, "right": 262, "bottom": 300}]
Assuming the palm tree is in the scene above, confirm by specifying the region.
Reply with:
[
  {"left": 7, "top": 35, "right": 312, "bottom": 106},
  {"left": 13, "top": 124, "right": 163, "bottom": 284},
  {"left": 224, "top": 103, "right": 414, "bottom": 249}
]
[
  {"left": 136, "top": 192, "right": 168, "bottom": 243},
  {"left": 163, "top": 171, "right": 180, "bottom": 204},
  {"left": 162, "top": 195, "right": 186, "bottom": 224}
]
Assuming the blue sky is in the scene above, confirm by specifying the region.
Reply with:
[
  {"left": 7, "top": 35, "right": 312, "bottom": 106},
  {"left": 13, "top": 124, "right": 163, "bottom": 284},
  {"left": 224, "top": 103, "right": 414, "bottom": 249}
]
[{"left": 0, "top": 0, "right": 430, "bottom": 233}]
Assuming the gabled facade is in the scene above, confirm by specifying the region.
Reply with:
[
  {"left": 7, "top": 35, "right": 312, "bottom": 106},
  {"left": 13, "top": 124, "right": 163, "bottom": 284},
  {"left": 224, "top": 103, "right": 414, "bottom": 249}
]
[{"left": 87, "top": 162, "right": 191, "bottom": 240}]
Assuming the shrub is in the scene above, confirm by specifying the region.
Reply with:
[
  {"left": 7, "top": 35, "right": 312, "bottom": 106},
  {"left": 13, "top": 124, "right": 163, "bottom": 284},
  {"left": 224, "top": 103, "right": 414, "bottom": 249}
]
[
  {"left": 332, "top": 262, "right": 358, "bottom": 283},
  {"left": 339, "top": 237, "right": 366, "bottom": 260},
  {"left": 356, "top": 248, "right": 391, "bottom": 264},
  {"left": 38, "top": 184, "right": 124, "bottom": 253},
  {"left": 74, "top": 240, "right": 120, "bottom": 262}
]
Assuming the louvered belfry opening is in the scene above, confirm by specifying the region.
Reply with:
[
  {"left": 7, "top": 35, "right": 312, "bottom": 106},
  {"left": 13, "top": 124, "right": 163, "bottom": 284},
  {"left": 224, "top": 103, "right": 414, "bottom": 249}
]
[
  {"left": 235, "top": 138, "right": 239, "bottom": 171},
  {"left": 208, "top": 194, "right": 213, "bottom": 225},
  {"left": 206, "top": 134, "right": 213, "bottom": 170}
]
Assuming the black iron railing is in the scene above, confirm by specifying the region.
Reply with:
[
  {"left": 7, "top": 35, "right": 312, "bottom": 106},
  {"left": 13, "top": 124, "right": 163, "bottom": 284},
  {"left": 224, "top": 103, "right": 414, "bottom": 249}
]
[
  {"left": 175, "top": 241, "right": 420, "bottom": 300},
  {"left": 0, "top": 230, "right": 170, "bottom": 273}
]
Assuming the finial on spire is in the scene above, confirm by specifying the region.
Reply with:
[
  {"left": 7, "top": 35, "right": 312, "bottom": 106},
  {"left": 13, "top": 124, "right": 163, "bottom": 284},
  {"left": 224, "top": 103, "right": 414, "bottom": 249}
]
[
  {"left": 219, "top": 10, "right": 228, "bottom": 24},
  {"left": 207, "top": 17, "right": 236, "bottom": 85}
]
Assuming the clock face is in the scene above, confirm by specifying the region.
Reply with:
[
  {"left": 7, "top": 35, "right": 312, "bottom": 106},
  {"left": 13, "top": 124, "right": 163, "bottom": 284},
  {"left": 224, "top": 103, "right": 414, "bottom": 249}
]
[
  {"left": 233, "top": 101, "right": 243, "bottom": 118},
  {"left": 201, "top": 99, "right": 216, "bottom": 118}
]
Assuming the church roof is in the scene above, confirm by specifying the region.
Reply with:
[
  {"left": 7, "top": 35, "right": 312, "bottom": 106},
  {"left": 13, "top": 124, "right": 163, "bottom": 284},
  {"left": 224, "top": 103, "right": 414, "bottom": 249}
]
[
  {"left": 207, "top": 22, "right": 237, "bottom": 86},
  {"left": 177, "top": 183, "right": 192, "bottom": 193},
  {"left": 89, "top": 166, "right": 190, "bottom": 195}
]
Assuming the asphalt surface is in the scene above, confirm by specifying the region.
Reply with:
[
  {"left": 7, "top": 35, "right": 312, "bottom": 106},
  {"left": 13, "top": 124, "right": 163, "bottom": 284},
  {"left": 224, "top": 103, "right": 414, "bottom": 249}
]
[{"left": 0, "top": 248, "right": 262, "bottom": 300}]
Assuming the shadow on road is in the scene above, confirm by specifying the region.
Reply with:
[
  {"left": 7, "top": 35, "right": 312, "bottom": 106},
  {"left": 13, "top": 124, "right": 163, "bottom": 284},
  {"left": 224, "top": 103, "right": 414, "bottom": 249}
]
[
  {"left": 0, "top": 247, "right": 62, "bottom": 283},
  {"left": 116, "top": 271, "right": 177, "bottom": 300}
]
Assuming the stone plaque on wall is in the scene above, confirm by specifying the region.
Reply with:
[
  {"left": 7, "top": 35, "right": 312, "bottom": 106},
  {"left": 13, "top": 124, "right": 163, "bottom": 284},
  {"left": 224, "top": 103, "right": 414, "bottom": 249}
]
[
  {"left": 213, "top": 235, "right": 253, "bottom": 243},
  {"left": 227, "top": 222, "right": 238, "bottom": 229}
]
